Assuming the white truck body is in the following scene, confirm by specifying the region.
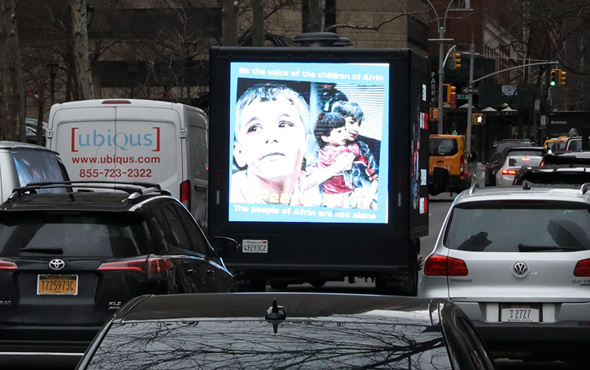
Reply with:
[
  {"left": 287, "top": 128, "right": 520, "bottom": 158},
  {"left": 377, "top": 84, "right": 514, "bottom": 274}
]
[{"left": 46, "top": 99, "right": 208, "bottom": 226}]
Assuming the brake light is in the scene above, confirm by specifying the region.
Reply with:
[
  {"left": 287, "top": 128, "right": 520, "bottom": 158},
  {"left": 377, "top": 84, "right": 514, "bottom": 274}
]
[
  {"left": 180, "top": 180, "right": 191, "bottom": 209},
  {"left": 460, "top": 154, "right": 466, "bottom": 175},
  {"left": 0, "top": 260, "right": 17, "bottom": 270},
  {"left": 102, "top": 100, "right": 131, "bottom": 104},
  {"left": 424, "top": 254, "right": 468, "bottom": 276},
  {"left": 574, "top": 259, "right": 590, "bottom": 277},
  {"left": 98, "top": 257, "right": 173, "bottom": 279},
  {"left": 501, "top": 169, "right": 518, "bottom": 175}
]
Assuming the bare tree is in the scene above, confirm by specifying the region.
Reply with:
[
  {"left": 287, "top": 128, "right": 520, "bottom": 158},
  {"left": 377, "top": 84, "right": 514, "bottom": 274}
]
[
  {"left": 0, "top": 0, "right": 26, "bottom": 142},
  {"left": 70, "top": 0, "right": 94, "bottom": 100}
]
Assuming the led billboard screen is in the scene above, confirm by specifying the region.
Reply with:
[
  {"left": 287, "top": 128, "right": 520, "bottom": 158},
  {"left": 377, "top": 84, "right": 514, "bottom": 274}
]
[{"left": 228, "top": 61, "right": 390, "bottom": 224}]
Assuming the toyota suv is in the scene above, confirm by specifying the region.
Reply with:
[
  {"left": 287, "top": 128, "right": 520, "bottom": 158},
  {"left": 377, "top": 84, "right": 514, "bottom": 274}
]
[
  {"left": 0, "top": 181, "right": 237, "bottom": 367},
  {"left": 419, "top": 183, "right": 590, "bottom": 361}
]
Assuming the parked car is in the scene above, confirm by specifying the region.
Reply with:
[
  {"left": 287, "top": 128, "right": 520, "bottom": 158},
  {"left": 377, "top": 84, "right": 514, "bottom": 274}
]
[
  {"left": 513, "top": 165, "right": 590, "bottom": 186},
  {"left": 0, "top": 141, "right": 69, "bottom": 203},
  {"left": 76, "top": 293, "right": 496, "bottom": 370},
  {"left": 25, "top": 117, "right": 48, "bottom": 145},
  {"left": 494, "top": 146, "right": 545, "bottom": 186},
  {"left": 418, "top": 184, "right": 590, "bottom": 360},
  {"left": 485, "top": 139, "right": 532, "bottom": 186},
  {"left": 429, "top": 134, "right": 472, "bottom": 194},
  {"left": 0, "top": 181, "right": 237, "bottom": 367}
]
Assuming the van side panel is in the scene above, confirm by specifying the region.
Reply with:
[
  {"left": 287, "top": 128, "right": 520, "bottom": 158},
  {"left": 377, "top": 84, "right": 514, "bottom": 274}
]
[{"left": 185, "top": 107, "right": 209, "bottom": 228}]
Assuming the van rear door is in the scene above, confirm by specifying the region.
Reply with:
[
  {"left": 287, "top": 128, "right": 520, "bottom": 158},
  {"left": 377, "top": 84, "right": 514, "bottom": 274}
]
[{"left": 113, "top": 106, "right": 184, "bottom": 200}]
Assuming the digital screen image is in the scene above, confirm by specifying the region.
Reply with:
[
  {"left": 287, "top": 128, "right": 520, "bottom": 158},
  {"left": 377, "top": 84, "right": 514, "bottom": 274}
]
[{"left": 228, "top": 61, "right": 390, "bottom": 224}]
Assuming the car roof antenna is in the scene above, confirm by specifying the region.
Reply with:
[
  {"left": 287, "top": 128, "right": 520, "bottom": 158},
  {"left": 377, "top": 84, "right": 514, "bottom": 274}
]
[{"left": 265, "top": 298, "right": 287, "bottom": 334}]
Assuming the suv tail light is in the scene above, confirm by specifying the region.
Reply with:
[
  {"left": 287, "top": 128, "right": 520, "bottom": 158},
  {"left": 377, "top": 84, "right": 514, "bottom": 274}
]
[
  {"left": 98, "top": 257, "right": 173, "bottom": 279},
  {"left": 0, "top": 260, "right": 17, "bottom": 270},
  {"left": 424, "top": 254, "right": 468, "bottom": 276},
  {"left": 501, "top": 169, "right": 518, "bottom": 176},
  {"left": 180, "top": 180, "right": 191, "bottom": 209},
  {"left": 574, "top": 259, "right": 590, "bottom": 277}
]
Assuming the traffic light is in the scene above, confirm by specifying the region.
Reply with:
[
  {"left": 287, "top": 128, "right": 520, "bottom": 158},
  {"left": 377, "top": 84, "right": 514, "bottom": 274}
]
[
  {"left": 442, "top": 83, "right": 450, "bottom": 103},
  {"left": 472, "top": 113, "right": 486, "bottom": 125},
  {"left": 549, "top": 69, "right": 559, "bottom": 87},
  {"left": 446, "top": 85, "right": 456, "bottom": 104},
  {"left": 452, "top": 52, "right": 461, "bottom": 69},
  {"left": 430, "top": 107, "right": 439, "bottom": 121},
  {"left": 558, "top": 69, "right": 567, "bottom": 86}
]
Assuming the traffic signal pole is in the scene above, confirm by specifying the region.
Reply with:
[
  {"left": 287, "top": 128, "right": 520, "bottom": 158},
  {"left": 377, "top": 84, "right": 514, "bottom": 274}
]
[{"left": 466, "top": 41, "right": 475, "bottom": 154}]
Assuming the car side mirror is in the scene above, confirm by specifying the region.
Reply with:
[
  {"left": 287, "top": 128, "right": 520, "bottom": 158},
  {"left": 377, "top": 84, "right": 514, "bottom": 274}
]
[{"left": 211, "top": 236, "right": 239, "bottom": 258}]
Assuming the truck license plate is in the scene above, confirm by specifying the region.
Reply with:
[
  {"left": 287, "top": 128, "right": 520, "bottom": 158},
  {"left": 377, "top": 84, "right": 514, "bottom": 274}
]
[
  {"left": 242, "top": 240, "right": 268, "bottom": 253},
  {"left": 37, "top": 274, "right": 78, "bottom": 295},
  {"left": 500, "top": 304, "right": 540, "bottom": 322}
]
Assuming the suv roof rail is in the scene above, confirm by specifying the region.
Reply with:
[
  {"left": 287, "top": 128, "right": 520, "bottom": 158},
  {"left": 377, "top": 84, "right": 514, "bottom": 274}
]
[
  {"left": 468, "top": 183, "right": 480, "bottom": 195},
  {"left": 7, "top": 181, "right": 171, "bottom": 203}
]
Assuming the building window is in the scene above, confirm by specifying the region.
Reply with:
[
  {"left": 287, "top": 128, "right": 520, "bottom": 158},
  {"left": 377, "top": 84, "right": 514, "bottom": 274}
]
[{"left": 450, "top": 0, "right": 471, "bottom": 9}]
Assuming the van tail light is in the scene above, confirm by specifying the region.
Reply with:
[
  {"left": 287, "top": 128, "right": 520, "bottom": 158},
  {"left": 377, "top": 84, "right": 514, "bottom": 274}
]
[
  {"left": 424, "top": 254, "right": 468, "bottom": 276},
  {"left": 101, "top": 100, "right": 131, "bottom": 104},
  {"left": 574, "top": 259, "right": 590, "bottom": 277},
  {"left": 501, "top": 169, "right": 518, "bottom": 176},
  {"left": 0, "top": 260, "right": 17, "bottom": 270},
  {"left": 98, "top": 257, "right": 173, "bottom": 279},
  {"left": 180, "top": 180, "right": 191, "bottom": 209},
  {"left": 460, "top": 154, "right": 466, "bottom": 175}
]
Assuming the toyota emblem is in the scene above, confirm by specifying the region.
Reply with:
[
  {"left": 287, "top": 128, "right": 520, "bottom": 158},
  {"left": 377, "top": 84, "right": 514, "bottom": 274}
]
[
  {"left": 513, "top": 261, "right": 528, "bottom": 278},
  {"left": 49, "top": 259, "right": 65, "bottom": 271}
]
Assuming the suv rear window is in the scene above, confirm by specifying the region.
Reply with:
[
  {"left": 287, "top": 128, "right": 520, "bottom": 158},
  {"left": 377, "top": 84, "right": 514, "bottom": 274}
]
[
  {"left": 430, "top": 138, "right": 458, "bottom": 156},
  {"left": 0, "top": 213, "right": 149, "bottom": 257},
  {"left": 444, "top": 204, "right": 590, "bottom": 252}
]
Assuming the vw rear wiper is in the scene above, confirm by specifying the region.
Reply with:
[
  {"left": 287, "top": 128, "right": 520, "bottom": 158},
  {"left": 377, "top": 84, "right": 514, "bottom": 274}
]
[
  {"left": 19, "top": 247, "right": 64, "bottom": 255},
  {"left": 518, "top": 244, "right": 578, "bottom": 252}
]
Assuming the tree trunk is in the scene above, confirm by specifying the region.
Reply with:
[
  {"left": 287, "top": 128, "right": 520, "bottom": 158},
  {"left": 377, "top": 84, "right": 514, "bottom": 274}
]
[
  {"left": 70, "top": 0, "right": 94, "bottom": 100},
  {"left": 222, "top": 0, "right": 237, "bottom": 46},
  {"left": 0, "top": 0, "right": 25, "bottom": 142},
  {"left": 252, "top": 0, "right": 264, "bottom": 46}
]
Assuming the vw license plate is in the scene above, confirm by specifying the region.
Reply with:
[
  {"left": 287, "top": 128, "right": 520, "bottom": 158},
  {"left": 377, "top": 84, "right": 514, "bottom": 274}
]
[
  {"left": 500, "top": 304, "right": 540, "bottom": 322},
  {"left": 37, "top": 274, "right": 78, "bottom": 295}
]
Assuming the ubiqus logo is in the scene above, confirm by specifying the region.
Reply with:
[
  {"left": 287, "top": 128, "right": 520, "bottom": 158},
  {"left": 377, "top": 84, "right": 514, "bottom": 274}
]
[{"left": 71, "top": 127, "right": 161, "bottom": 152}]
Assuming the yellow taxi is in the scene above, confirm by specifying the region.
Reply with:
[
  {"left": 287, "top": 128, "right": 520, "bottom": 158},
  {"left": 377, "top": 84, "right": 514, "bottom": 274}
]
[
  {"left": 429, "top": 134, "right": 471, "bottom": 194},
  {"left": 543, "top": 136, "right": 568, "bottom": 152}
]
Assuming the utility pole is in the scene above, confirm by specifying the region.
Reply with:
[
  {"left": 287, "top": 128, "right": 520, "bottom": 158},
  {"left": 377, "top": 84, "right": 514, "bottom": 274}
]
[
  {"left": 466, "top": 41, "right": 475, "bottom": 153},
  {"left": 426, "top": 0, "right": 455, "bottom": 134}
]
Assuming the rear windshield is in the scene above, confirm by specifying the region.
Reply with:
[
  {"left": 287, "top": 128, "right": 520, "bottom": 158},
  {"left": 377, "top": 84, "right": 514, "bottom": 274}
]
[
  {"left": 444, "top": 204, "right": 590, "bottom": 252},
  {"left": 0, "top": 213, "right": 149, "bottom": 257},
  {"left": 12, "top": 149, "right": 68, "bottom": 192},
  {"left": 506, "top": 154, "right": 543, "bottom": 167},
  {"left": 84, "top": 320, "right": 451, "bottom": 369},
  {"left": 430, "top": 138, "right": 458, "bottom": 156}
]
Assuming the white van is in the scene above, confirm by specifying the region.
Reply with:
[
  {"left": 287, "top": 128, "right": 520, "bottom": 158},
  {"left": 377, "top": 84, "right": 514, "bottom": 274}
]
[{"left": 46, "top": 99, "right": 208, "bottom": 226}]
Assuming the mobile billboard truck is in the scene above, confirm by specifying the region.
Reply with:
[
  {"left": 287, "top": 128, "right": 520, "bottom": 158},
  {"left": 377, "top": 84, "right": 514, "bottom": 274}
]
[
  {"left": 208, "top": 46, "right": 430, "bottom": 294},
  {"left": 46, "top": 99, "right": 209, "bottom": 227}
]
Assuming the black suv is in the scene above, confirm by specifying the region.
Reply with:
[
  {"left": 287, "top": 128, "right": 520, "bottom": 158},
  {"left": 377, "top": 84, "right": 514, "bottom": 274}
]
[{"left": 0, "top": 181, "right": 237, "bottom": 366}]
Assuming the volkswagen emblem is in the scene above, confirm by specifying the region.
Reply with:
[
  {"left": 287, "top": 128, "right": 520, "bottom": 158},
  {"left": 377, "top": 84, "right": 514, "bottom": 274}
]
[
  {"left": 513, "top": 261, "right": 528, "bottom": 278},
  {"left": 49, "top": 259, "right": 65, "bottom": 271}
]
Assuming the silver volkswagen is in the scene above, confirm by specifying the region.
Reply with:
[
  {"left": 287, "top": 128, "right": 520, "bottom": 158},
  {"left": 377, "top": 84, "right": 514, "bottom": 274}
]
[{"left": 419, "top": 183, "right": 590, "bottom": 360}]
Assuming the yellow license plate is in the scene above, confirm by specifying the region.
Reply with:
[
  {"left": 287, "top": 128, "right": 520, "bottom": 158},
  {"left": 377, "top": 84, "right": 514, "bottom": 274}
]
[{"left": 37, "top": 274, "right": 78, "bottom": 295}]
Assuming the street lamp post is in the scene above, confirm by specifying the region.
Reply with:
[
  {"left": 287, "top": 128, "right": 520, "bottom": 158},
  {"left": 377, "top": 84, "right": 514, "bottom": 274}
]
[
  {"left": 426, "top": 0, "right": 455, "bottom": 134},
  {"left": 46, "top": 61, "right": 59, "bottom": 106}
]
